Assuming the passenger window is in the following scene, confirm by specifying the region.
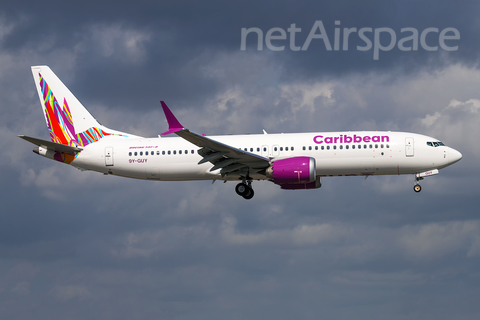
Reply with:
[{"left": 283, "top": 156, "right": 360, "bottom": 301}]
[
  {"left": 162, "top": 151, "right": 165, "bottom": 155},
  {"left": 263, "top": 147, "right": 267, "bottom": 152},
  {"left": 333, "top": 145, "right": 337, "bottom": 150},
  {"left": 286, "top": 147, "right": 289, "bottom": 151},
  {"left": 381, "top": 144, "right": 384, "bottom": 148},
  {"left": 369, "top": 145, "right": 372, "bottom": 149},
  {"left": 321, "top": 146, "right": 324, "bottom": 150},
  {"left": 173, "top": 150, "right": 177, "bottom": 155},
  {"left": 179, "top": 150, "right": 182, "bottom": 154},
  {"left": 134, "top": 152, "right": 137, "bottom": 156},
  {"left": 326, "top": 146, "right": 330, "bottom": 150},
  {"left": 346, "top": 145, "right": 349, "bottom": 149},
  {"left": 168, "top": 151, "right": 171, "bottom": 155},
  {"left": 257, "top": 147, "right": 260, "bottom": 152},
  {"left": 129, "top": 152, "right": 132, "bottom": 156},
  {"left": 274, "top": 147, "right": 278, "bottom": 151},
  {"left": 358, "top": 145, "right": 362, "bottom": 149},
  {"left": 364, "top": 145, "right": 367, "bottom": 149},
  {"left": 315, "top": 146, "right": 318, "bottom": 150},
  {"left": 280, "top": 147, "right": 283, "bottom": 151},
  {"left": 191, "top": 150, "right": 194, "bottom": 154},
  {"left": 340, "top": 145, "right": 343, "bottom": 150},
  {"left": 303, "top": 146, "right": 306, "bottom": 150},
  {"left": 375, "top": 144, "right": 378, "bottom": 149},
  {"left": 140, "top": 151, "right": 143, "bottom": 156},
  {"left": 250, "top": 148, "right": 253, "bottom": 152},
  {"left": 291, "top": 147, "right": 294, "bottom": 151},
  {"left": 157, "top": 151, "right": 160, "bottom": 155},
  {"left": 386, "top": 144, "right": 390, "bottom": 148},
  {"left": 151, "top": 151, "right": 154, "bottom": 155}
]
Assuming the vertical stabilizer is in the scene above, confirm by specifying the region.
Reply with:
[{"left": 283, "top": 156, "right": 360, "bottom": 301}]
[{"left": 31, "top": 66, "right": 134, "bottom": 147}]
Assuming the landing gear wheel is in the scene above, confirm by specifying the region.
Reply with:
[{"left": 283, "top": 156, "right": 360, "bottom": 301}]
[
  {"left": 235, "top": 183, "right": 248, "bottom": 196},
  {"left": 243, "top": 187, "right": 254, "bottom": 200},
  {"left": 413, "top": 184, "right": 422, "bottom": 193}
]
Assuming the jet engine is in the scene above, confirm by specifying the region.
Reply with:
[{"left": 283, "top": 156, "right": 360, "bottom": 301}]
[{"left": 266, "top": 156, "right": 316, "bottom": 185}]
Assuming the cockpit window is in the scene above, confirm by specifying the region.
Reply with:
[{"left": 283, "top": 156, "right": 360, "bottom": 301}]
[{"left": 427, "top": 141, "right": 445, "bottom": 147}]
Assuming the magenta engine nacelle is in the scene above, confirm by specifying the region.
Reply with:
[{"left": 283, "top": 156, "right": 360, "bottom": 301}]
[{"left": 266, "top": 157, "right": 316, "bottom": 184}]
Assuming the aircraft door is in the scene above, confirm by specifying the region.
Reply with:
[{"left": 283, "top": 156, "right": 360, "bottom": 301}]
[
  {"left": 405, "top": 137, "right": 414, "bottom": 157},
  {"left": 105, "top": 147, "right": 114, "bottom": 166}
]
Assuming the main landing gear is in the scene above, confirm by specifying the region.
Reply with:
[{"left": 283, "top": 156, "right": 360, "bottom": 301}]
[
  {"left": 414, "top": 176, "right": 423, "bottom": 193},
  {"left": 235, "top": 181, "right": 254, "bottom": 200}
]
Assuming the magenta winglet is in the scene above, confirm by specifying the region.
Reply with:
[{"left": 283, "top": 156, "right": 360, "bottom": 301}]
[{"left": 160, "top": 101, "right": 184, "bottom": 135}]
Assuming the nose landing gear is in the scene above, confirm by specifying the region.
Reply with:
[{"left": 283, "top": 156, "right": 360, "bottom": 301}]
[
  {"left": 414, "top": 176, "right": 423, "bottom": 193},
  {"left": 235, "top": 181, "right": 254, "bottom": 199}
]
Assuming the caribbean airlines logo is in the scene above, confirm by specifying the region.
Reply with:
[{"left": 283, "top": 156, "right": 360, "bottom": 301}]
[
  {"left": 313, "top": 134, "right": 389, "bottom": 144},
  {"left": 240, "top": 20, "right": 460, "bottom": 60}
]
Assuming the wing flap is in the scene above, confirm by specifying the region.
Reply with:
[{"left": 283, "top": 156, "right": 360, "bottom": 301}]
[{"left": 176, "top": 129, "right": 269, "bottom": 163}]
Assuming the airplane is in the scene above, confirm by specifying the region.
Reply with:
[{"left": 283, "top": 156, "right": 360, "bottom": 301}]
[{"left": 19, "top": 66, "right": 462, "bottom": 200}]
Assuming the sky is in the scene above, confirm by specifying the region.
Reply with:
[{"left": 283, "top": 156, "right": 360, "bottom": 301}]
[{"left": 1, "top": 1, "right": 480, "bottom": 319}]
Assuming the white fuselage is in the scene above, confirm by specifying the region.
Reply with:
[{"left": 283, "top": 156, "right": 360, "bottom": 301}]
[
  {"left": 25, "top": 66, "right": 463, "bottom": 198},
  {"left": 70, "top": 131, "right": 462, "bottom": 181}
]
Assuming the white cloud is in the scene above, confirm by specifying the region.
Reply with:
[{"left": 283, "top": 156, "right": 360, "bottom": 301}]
[
  {"left": 220, "top": 214, "right": 345, "bottom": 246},
  {"left": 398, "top": 220, "right": 480, "bottom": 261},
  {"left": 11, "top": 281, "right": 30, "bottom": 295},
  {"left": 111, "top": 225, "right": 212, "bottom": 259},
  {"left": 332, "top": 270, "right": 424, "bottom": 287},
  {"left": 278, "top": 82, "right": 336, "bottom": 114},
  {"left": 52, "top": 285, "right": 92, "bottom": 302},
  {"left": 86, "top": 24, "right": 151, "bottom": 64},
  {"left": 415, "top": 96, "right": 480, "bottom": 160}
]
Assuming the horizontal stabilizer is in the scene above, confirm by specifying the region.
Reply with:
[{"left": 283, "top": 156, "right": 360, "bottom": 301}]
[{"left": 18, "top": 135, "right": 82, "bottom": 153}]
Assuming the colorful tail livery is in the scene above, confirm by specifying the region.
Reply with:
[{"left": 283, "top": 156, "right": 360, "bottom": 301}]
[
  {"left": 31, "top": 66, "right": 128, "bottom": 148},
  {"left": 20, "top": 66, "right": 133, "bottom": 164},
  {"left": 20, "top": 66, "right": 462, "bottom": 199}
]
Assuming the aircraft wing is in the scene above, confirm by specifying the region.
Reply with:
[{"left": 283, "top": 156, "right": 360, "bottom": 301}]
[
  {"left": 160, "top": 102, "right": 270, "bottom": 176},
  {"left": 18, "top": 135, "right": 82, "bottom": 153}
]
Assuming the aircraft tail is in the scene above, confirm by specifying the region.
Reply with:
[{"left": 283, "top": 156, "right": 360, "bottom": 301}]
[{"left": 31, "top": 66, "right": 131, "bottom": 148}]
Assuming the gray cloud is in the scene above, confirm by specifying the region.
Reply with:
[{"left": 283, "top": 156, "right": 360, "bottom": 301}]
[{"left": 1, "top": 1, "right": 480, "bottom": 319}]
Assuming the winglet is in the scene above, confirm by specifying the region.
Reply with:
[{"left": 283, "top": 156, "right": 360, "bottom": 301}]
[{"left": 160, "top": 101, "right": 184, "bottom": 135}]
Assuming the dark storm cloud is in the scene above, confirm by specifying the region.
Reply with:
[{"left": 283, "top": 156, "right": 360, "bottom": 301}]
[
  {"left": 1, "top": 1, "right": 480, "bottom": 319},
  {"left": 2, "top": 0, "right": 479, "bottom": 113}
]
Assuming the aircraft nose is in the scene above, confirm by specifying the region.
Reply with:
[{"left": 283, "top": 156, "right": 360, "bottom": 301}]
[{"left": 450, "top": 148, "right": 462, "bottom": 164}]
